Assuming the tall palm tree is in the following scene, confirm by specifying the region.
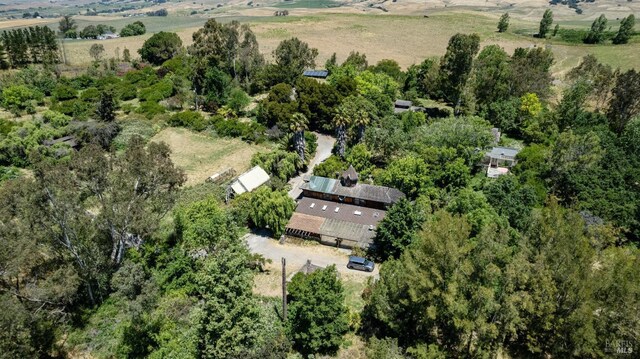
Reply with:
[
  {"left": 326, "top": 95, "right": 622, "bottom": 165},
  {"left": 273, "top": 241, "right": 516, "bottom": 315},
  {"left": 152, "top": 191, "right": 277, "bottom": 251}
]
[
  {"left": 353, "top": 108, "right": 370, "bottom": 143},
  {"left": 289, "top": 112, "right": 308, "bottom": 163},
  {"left": 332, "top": 107, "right": 350, "bottom": 158}
]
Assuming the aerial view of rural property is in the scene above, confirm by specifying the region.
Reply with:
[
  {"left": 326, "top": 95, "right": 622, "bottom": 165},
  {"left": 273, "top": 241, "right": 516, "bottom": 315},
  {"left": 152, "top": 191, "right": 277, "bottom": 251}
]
[{"left": 1, "top": 0, "right": 639, "bottom": 357}]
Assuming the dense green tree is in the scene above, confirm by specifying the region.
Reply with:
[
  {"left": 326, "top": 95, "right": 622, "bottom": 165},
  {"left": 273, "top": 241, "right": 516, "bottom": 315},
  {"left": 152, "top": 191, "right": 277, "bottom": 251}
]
[
  {"left": 295, "top": 76, "right": 341, "bottom": 132},
  {"left": 437, "top": 33, "right": 480, "bottom": 112},
  {"left": 313, "top": 155, "right": 346, "bottom": 178},
  {"left": 509, "top": 47, "right": 554, "bottom": 98},
  {"left": 363, "top": 212, "right": 518, "bottom": 356},
  {"left": 258, "top": 83, "right": 297, "bottom": 129},
  {"left": 613, "top": 14, "right": 635, "bottom": 45},
  {"left": 497, "top": 12, "right": 510, "bottom": 32},
  {"left": 249, "top": 186, "right": 295, "bottom": 237},
  {"left": 190, "top": 19, "right": 264, "bottom": 86},
  {"left": 538, "top": 9, "right": 553, "bottom": 38},
  {"left": 549, "top": 130, "right": 604, "bottom": 200},
  {"left": 483, "top": 174, "right": 538, "bottom": 230},
  {"left": 196, "top": 242, "right": 260, "bottom": 358},
  {"left": 80, "top": 25, "right": 100, "bottom": 39},
  {"left": 119, "top": 21, "right": 146, "bottom": 37},
  {"left": 584, "top": 14, "right": 608, "bottom": 44},
  {"left": 555, "top": 80, "right": 592, "bottom": 130},
  {"left": 139, "top": 32, "right": 182, "bottom": 66},
  {"left": 606, "top": 69, "right": 640, "bottom": 134},
  {"left": 377, "top": 155, "right": 432, "bottom": 199},
  {"left": 95, "top": 89, "right": 117, "bottom": 122},
  {"left": 199, "top": 66, "right": 232, "bottom": 110},
  {"left": 287, "top": 265, "right": 349, "bottom": 356},
  {"left": 273, "top": 37, "right": 318, "bottom": 84},
  {"left": 343, "top": 50, "right": 368, "bottom": 71},
  {"left": 372, "top": 198, "right": 427, "bottom": 260},
  {"left": 370, "top": 59, "right": 404, "bottom": 83},
  {"left": 511, "top": 201, "right": 599, "bottom": 357},
  {"left": 472, "top": 45, "right": 512, "bottom": 110}
]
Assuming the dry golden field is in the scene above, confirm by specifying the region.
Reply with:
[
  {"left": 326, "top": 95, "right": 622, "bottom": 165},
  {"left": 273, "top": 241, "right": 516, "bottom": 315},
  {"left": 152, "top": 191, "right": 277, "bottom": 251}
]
[
  {"left": 149, "top": 127, "right": 270, "bottom": 186},
  {"left": 53, "top": 10, "right": 640, "bottom": 77}
]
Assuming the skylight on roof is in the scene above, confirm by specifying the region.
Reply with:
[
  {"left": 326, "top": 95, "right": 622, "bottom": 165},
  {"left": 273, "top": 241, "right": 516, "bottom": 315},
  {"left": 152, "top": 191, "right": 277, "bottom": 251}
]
[
  {"left": 354, "top": 210, "right": 362, "bottom": 216},
  {"left": 322, "top": 205, "right": 327, "bottom": 211},
  {"left": 310, "top": 203, "right": 315, "bottom": 208},
  {"left": 335, "top": 207, "right": 340, "bottom": 213}
]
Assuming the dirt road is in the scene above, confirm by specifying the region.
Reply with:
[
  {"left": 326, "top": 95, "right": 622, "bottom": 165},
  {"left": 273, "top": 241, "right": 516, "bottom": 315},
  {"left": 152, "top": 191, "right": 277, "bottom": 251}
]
[
  {"left": 287, "top": 132, "right": 335, "bottom": 199},
  {"left": 245, "top": 232, "right": 378, "bottom": 278}
]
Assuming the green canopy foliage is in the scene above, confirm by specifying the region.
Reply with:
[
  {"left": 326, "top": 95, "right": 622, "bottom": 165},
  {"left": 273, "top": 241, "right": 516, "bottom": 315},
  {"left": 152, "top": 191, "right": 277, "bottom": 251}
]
[{"left": 287, "top": 265, "right": 349, "bottom": 356}]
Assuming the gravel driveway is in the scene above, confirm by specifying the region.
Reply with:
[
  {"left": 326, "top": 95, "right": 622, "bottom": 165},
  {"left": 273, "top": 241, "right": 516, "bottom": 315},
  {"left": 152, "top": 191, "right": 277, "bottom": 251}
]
[{"left": 245, "top": 232, "right": 378, "bottom": 277}]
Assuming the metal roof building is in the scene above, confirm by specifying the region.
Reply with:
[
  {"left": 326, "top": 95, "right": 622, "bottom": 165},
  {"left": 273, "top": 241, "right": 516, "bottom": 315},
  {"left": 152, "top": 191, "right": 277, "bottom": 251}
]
[
  {"left": 229, "top": 165, "right": 270, "bottom": 195},
  {"left": 300, "top": 175, "right": 405, "bottom": 209},
  {"left": 286, "top": 169, "right": 403, "bottom": 249},
  {"left": 286, "top": 198, "right": 386, "bottom": 248}
]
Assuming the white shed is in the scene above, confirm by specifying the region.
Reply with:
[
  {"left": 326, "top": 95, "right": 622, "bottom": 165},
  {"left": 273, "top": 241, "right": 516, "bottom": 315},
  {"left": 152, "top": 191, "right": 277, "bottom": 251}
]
[{"left": 229, "top": 165, "right": 270, "bottom": 195}]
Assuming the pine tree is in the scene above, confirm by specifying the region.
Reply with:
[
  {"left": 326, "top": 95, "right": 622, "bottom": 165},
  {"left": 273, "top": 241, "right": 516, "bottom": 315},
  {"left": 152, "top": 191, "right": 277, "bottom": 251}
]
[
  {"left": 613, "top": 14, "right": 635, "bottom": 45},
  {"left": 497, "top": 12, "right": 510, "bottom": 33}
]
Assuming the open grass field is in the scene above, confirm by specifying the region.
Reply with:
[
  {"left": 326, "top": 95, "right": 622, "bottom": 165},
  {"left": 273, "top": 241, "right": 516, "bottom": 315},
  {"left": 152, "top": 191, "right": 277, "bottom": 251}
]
[
  {"left": 149, "top": 127, "right": 270, "bottom": 186},
  {"left": 52, "top": 9, "right": 640, "bottom": 76}
]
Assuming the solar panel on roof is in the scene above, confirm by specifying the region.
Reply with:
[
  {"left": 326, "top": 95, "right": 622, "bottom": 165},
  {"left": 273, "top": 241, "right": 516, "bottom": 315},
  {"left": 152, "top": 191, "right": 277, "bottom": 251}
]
[{"left": 303, "top": 70, "right": 329, "bottom": 78}]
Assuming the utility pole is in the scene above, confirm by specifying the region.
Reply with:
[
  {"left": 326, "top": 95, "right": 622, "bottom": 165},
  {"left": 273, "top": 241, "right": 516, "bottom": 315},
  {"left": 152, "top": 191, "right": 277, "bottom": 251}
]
[{"left": 282, "top": 257, "right": 287, "bottom": 322}]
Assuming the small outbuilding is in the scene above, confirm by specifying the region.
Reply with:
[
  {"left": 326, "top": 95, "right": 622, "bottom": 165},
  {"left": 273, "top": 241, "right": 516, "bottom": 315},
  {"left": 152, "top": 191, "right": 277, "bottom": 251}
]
[{"left": 229, "top": 165, "right": 270, "bottom": 195}]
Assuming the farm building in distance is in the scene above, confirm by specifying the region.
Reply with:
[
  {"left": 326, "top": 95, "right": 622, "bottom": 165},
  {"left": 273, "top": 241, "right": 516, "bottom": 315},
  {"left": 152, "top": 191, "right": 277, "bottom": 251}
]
[{"left": 285, "top": 166, "right": 404, "bottom": 249}]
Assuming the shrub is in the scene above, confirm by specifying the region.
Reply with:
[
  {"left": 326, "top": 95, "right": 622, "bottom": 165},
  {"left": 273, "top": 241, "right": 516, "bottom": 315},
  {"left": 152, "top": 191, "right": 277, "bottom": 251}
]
[
  {"left": 42, "top": 110, "right": 72, "bottom": 128},
  {"left": 51, "top": 99, "right": 93, "bottom": 119},
  {"left": 80, "top": 87, "right": 101, "bottom": 102},
  {"left": 136, "top": 101, "right": 166, "bottom": 119},
  {"left": 139, "top": 79, "right": 174, "bottom": 102},
  {"left": 1, "top": 85, "right": 42, "bottom": 116},
  {"left": 169, "top": 111, "right": 206, "bottom": 131},
  {"left": 227, "top": 87, "right": 251, "bottom": 113},
  {"left": 53, "top": 84, "right": 78, "bottom": 101},
  {"left": 116, "top": 83, "right": 137, "bottom": 101}
]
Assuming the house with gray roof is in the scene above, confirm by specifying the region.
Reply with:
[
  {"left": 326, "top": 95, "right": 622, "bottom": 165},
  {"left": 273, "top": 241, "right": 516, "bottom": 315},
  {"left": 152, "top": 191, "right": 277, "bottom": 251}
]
[{"left": 485, "top": 147, "right": 520, "bottom": 178}]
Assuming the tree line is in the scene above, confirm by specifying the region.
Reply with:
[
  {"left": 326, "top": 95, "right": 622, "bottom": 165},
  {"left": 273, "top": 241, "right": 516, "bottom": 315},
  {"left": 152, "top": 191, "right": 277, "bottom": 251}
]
[
  {"left": 0, "top": 26, "right": 59, "bottom": 68},
  {"left": 497, "top": 10, "right": 636, "bottom": 45}
]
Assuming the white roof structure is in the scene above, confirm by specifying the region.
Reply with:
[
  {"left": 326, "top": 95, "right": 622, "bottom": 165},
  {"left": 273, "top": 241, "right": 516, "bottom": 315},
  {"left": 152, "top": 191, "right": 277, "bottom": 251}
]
[{"left": 230, "top": 166, "right": 270, "bottom": 195}]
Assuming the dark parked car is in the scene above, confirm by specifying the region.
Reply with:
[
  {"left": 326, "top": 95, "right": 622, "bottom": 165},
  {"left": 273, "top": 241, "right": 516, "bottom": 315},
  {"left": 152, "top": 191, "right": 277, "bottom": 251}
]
[{"left": 347, "top": 256, "right": 375, "bottom": 272}]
